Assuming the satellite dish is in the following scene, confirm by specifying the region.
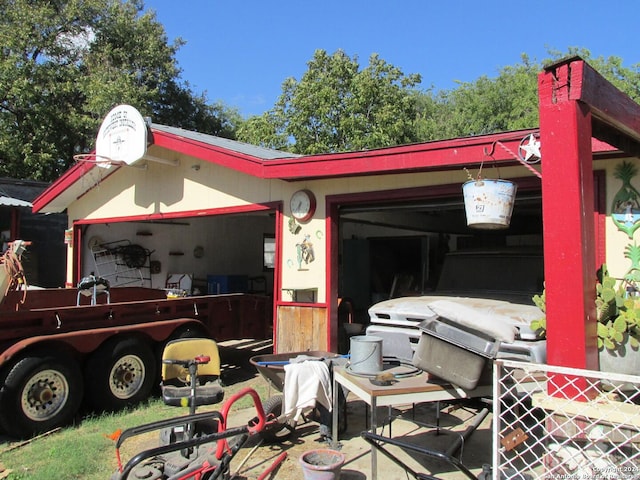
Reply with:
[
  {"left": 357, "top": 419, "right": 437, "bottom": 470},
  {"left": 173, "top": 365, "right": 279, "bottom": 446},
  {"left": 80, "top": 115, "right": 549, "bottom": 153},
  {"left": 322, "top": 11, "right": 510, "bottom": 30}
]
[{"left": 95, "top": 105, "right": 148, "bottom": 167}]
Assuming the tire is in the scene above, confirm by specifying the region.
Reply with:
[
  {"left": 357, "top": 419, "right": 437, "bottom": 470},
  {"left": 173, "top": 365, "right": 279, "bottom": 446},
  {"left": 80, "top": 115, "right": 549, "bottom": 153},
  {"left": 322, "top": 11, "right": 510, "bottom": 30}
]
[
  {"left": 260, "top": 394, "right": 295, "bottom": 443},
  {"left": 85, "top": 337, "right": 157, "bottom": 412},
  {"left": 0, "top": 355, "right": 83, "bottom": 439},
  {"left": 173, "top": 323, "right": 208, "bottom": 339},
  {"left": 157, "top": 324, "right": 208, "bottom": 359}
]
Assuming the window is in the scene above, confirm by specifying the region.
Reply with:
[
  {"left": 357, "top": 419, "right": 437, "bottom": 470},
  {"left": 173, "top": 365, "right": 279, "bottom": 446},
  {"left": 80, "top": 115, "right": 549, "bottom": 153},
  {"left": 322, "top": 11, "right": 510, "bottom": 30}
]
[{"left": 263, "top": 234, "right": 275, "bottom": 270}]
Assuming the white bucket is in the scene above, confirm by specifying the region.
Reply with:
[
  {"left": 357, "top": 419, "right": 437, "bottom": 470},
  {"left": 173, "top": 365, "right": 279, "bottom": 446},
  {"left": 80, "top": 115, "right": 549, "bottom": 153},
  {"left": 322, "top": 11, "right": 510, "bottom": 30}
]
[
  {"left": 463, "top": 179, "right": 517, "bottom": 229},
  {"left": 349, "top": 335, "right": 383, "bottom": 374}
]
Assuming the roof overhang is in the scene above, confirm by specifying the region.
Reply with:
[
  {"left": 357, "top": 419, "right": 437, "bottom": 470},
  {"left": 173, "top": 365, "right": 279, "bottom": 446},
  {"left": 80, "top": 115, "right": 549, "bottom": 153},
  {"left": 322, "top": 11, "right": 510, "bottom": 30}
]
[
  {"left": 0, "top": 195, "right": 32, "bottom": 208},
  {"left": 32, "top": 159, "right": 121, "bottom": 214},
  {"left": 33, "top": 123, "right": 619, "bottom": 214}
]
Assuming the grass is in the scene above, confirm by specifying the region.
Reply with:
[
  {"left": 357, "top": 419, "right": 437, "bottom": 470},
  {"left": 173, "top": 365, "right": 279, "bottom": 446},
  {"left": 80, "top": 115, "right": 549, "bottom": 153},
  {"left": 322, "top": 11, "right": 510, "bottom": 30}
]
[{"left": 0, "top": 378, "right": 272, "bottom": 479}]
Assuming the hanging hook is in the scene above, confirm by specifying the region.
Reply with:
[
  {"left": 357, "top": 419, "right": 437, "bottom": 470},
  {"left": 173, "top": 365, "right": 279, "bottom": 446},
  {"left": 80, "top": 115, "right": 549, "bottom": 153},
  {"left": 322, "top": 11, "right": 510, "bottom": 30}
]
[
  {"left": 483, "top": 141, "right": 498, "bottom": 158},
  {"left": 475, "top": 141, "right": 500, "bottom": 180}
]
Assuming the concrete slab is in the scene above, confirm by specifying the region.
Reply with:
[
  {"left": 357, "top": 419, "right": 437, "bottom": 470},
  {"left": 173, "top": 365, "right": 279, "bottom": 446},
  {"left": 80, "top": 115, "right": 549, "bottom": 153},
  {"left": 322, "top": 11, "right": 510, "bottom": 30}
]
[
  {"left": 220, "top": 341, "right": 493, "bottom": 479},
  {"left": 225, "top": 394, "right": 492, "bottom": 479}
]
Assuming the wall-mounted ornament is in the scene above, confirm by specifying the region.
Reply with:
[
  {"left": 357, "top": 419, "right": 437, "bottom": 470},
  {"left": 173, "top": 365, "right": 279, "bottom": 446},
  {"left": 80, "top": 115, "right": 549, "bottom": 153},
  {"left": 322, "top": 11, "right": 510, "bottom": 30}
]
[
  {"left": 64, "top": 228, "right": 73, "bottom": 245},
  {"left": 150, "top": 260, "right": 161, "bottom": 274},
  {"left": 623, "top": 243, "right": 640, "bottom": 288},
  {"left": 295, "top": 233, "right": 315, "bottom": 270},
  {"left": 518, "top": 133, "right": 542, "bottom": 164},
  {"left": 611, "top": 161, "right": 640, "bottom": 239},
  {"left": 290, "top": 189, "right": 316, "bottom": 223},
  {"left": 288, "top": 217, "right": 301, "bottom": 235}
]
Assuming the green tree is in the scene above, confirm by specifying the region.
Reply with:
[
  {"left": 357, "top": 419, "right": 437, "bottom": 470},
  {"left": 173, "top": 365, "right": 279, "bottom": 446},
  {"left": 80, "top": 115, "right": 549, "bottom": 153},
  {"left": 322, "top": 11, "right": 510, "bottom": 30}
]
[
  {"left": 423, "top": 55, "right": 541, "bottom": 140},
  {"left": 238, "top": 49, "right": 423, "bottom": 154},
  {"left": 0, "top": 0, "right": 239, "bottom": 181},
  {"left": 425, "top": 50, "right": 640, "bottom": 141}
]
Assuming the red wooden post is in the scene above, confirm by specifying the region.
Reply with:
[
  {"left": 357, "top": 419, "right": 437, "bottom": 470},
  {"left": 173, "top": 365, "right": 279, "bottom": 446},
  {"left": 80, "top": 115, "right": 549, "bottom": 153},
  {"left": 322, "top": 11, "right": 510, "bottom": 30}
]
[{"left": 538, "top": 61, "right": 599, "bottom": 396}]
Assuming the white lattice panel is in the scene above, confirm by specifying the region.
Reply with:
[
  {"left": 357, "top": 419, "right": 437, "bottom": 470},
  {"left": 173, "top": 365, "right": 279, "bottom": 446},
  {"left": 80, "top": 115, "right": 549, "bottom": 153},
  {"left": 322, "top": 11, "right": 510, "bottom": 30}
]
[{"left": 494, "top": 359, "right": 640, "bottom": 479}]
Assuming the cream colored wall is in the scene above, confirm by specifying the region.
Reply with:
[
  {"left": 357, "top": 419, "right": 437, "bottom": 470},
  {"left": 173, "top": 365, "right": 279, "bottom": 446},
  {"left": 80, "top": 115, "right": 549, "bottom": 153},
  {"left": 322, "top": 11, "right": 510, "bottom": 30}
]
[
  {"left": 68, "top": 149, "right": 285, "bottom": 221},
  {"left": 279, "top": 165, "right": 529, "bottom": 303},
  {"left": 61, "top": 143, "right": 640, "bottom": 302},
  {"left": 66, "top": 145, "right": 537, "bottom": 299}
]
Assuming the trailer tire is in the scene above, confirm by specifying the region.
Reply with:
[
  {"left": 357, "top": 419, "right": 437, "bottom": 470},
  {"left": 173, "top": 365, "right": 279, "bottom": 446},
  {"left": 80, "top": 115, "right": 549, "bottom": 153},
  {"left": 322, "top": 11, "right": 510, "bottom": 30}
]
[
  {"left": 0, "top": 355, "right": 83, "bottom": 439},
  {"left": 173, "top": 323, "right": 208, "bottom": 340},
  {"left": 260, "top": 394, "right": 295, "bottom": 443},
  {"left": 85, "top": 337, "right": 157, "bottom": 412}
]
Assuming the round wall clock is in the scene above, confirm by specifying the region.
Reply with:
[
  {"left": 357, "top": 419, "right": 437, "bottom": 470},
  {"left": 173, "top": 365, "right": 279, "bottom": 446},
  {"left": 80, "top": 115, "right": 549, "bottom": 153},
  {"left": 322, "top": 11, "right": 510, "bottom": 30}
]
[{"left": 290, "top": 189, "right": 317, "bottom": 222}]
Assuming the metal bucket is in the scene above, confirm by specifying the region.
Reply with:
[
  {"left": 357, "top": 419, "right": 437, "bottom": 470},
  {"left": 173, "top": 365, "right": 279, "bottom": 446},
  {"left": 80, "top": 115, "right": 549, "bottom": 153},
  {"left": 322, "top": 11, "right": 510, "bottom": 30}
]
[
  {"left": 349, "top": 335, "right": 383, "bottom": 374},
  {"left": 299, "top": 449, "right": 345, "bottom": 480},
  {"left": 463, "top": 179, "right": 517, "bottom": 229}
]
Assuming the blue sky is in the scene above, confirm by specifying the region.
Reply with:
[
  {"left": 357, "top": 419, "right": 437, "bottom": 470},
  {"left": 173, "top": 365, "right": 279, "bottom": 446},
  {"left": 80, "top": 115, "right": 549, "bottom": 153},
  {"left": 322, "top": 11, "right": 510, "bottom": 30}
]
[{"left": 143, "top": 0, "right": 640, "bottom": 117}]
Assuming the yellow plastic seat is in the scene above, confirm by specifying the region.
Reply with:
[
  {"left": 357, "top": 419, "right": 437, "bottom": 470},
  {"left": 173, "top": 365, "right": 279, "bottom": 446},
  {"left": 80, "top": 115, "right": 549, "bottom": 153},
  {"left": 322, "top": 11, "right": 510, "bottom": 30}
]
[{"left": 161, "top": 338, "right": 224, "bottom": 407}]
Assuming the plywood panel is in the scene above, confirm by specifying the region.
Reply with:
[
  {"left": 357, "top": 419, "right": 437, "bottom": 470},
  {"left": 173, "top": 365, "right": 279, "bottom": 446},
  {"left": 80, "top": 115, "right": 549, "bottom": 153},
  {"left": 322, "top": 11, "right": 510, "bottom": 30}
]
[{"left": 276, "top": 305, "right": 327, "bottom": 353}]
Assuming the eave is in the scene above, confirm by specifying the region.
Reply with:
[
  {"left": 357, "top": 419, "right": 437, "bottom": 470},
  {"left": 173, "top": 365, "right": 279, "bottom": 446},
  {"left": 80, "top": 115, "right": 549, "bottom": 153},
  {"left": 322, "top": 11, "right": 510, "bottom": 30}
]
[{"left": 33, "top": 123, "right": 618, "bottom": 214}]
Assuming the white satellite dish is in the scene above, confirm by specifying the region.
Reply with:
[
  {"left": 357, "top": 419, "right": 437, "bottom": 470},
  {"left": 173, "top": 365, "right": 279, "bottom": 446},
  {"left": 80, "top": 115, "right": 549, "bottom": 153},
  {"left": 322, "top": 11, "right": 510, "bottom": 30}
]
[{"left": 95, "top": 105, "right": 148, "bottom": 167}]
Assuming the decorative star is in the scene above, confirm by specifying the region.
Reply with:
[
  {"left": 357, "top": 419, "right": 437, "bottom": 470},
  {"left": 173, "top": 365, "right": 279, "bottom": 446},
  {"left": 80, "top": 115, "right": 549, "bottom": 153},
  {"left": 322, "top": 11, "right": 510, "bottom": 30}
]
[{"left": 519, "top": 134, "right": 542, "bottom": 163}]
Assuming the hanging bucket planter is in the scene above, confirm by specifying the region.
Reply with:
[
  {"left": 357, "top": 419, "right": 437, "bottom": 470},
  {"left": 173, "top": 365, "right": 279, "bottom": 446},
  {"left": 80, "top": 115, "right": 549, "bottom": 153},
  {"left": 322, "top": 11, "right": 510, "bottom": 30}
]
[{"left": 463, "top": 179, "right": 517, "bottom": 229}]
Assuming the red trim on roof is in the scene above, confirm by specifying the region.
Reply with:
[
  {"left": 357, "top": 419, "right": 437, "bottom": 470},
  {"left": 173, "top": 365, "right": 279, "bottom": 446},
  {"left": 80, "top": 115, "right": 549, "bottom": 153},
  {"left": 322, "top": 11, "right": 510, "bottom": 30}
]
[
  {"left": 263, "top": 130, "right": 538, "bottom": 179},
  {"left": 33, "top": 121, "right": 619, "bottom": 214},
  {"left": 151, "top": 130, "right": 266, "bottom": 177},
  {"left": 32, "top": 161, "right": 121, "bottom": 213}
]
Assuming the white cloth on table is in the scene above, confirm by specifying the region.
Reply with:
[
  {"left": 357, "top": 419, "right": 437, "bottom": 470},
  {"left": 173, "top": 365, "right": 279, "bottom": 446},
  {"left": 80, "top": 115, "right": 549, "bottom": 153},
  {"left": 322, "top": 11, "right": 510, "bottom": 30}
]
[{"left": 283, "top": 360, "right": 332, "bottom": 422}]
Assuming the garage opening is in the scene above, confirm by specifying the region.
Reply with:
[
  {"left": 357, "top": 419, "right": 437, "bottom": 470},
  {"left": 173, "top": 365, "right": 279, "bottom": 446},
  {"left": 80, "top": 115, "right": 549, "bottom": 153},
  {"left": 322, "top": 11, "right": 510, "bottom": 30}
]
[
  {"left": 336, "top": 184, "right": 544, "bottom": 350},
  {"left": 78, "top": 209, "right": 277, "bottom": 342}
]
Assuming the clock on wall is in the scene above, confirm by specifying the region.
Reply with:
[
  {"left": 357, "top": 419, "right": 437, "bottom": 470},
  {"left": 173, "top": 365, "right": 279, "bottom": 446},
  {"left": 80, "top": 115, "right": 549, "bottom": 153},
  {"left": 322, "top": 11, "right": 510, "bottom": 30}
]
[{"left": 290, "top": 189, "right": 317, "bottom": 222}]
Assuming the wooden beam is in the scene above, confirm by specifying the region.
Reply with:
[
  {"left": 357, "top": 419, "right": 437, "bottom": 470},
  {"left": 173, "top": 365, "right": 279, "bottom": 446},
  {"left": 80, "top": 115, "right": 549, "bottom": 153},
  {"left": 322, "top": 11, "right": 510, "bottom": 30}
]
[
  {"left": 572, "top": 60, "right": 640, "bottom": 145},
  {"left": 539, "top": 64, "right": 599, "bottom": 382},
  {"left": 532, "top": 391, "right": 640, "bottom": 430}
]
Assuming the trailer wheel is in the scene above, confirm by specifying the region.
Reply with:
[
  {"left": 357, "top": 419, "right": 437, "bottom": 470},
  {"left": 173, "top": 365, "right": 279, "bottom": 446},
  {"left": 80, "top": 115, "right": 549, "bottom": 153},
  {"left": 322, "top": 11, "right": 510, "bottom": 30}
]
[
  {"left": 260, "top": 394, "right": 295, "bottom": 443},
  {"left": 85, "top": 337, "right": 157, "bottom": 411},
  {"left": 173, "top": 323, "right": 208, "bottom": 339},
  {"left": 0, "top": 355, "right": 83, "bottom": 438}
]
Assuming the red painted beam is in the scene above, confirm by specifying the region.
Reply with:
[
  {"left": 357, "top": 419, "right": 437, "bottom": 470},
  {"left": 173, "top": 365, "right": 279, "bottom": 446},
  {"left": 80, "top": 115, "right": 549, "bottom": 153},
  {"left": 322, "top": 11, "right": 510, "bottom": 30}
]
[
  {"left": 155, "top": 127, "right": 540, "bottom": 181},
  {"left": 567, "top": 60, "right": 640, "bottom": 143},
  {"left": 538, "top": 59, "right": 601, "bottom": 397},
  {"left": 151, "top": 130, "right": 266, "bottom": 177},
  {"left": 262, "top": 131, "right": 537, "bottom": 180},
  {"left": 540, "top": 58, "right": 640, "bottom": 372}
]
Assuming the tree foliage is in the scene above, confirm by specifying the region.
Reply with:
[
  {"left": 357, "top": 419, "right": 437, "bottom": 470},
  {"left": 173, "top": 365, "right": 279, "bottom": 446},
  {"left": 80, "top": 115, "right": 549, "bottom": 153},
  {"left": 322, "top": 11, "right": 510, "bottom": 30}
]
[
  {"left": 409, "top": 49, "right": 640, "bottom": 142},
  {"left": 3, "top": 2, "right": 639, "bottom": 182},
  {"left": 0, "top": 0, "right": 240, "bottom": 181},
  {"left": 238, "top": 49, "right": 424, "bottom": 154},
  {"left": 240, "top": 48, "right": 640, "bottom": 153},
  {"left": 425, "top": 57, "right": 541, "bottom": 139}
]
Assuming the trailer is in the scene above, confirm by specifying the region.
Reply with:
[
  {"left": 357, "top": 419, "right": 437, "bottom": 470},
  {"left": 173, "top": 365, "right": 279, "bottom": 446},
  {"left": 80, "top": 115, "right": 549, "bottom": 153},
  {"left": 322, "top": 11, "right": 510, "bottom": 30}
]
[{"left": 0, "top": 241, "right": 271, "bottom": 438}]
